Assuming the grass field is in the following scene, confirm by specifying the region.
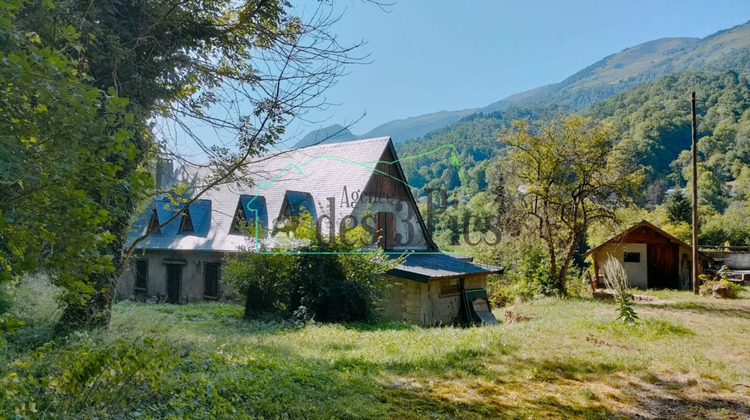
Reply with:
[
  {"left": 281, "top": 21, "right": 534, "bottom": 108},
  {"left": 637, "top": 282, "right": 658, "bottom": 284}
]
[{"left": 2, "top": 279, "right": 750, "bottom": 418}]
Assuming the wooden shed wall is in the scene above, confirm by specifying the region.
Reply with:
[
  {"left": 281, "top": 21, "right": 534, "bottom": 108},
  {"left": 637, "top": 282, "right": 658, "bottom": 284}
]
[{"left": 381, "top": 274, "right": 487, "bottom": 325}]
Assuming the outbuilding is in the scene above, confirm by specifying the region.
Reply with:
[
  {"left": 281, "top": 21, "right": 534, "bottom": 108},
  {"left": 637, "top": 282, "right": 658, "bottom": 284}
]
[{"left": 583, "top": 220, "right": 709, "bottom": 290}]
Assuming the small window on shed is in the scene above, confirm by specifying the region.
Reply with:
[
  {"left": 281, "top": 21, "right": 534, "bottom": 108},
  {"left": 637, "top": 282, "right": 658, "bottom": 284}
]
[
  {"left": 204, "top": 262, "right": 220, "bottom": 298},
  {"left": 135, "top": 259, "right": 148, "bottom": 291},
  {"left": 440, "top": 278, "right": 461, "bottom": 297},
  {"left": 623, "top": 252, "right": 641, "bottom": 263}
]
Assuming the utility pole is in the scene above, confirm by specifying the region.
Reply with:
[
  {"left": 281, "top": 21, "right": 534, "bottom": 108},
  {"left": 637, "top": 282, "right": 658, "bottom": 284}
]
[{"left": 691, "top": 92, "right": 699, "bottom": 294}]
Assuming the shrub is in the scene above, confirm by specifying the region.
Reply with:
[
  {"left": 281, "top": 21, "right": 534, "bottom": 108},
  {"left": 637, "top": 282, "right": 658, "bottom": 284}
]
[
  {"left": 698, "top": 270, "right": 742, "bottom": 299},
  {"left": 0, "top": 335, "right": 174, "bottom": 417},
  {"left": 224, "top": 212, "right": 400, "bottom": 323},
  {"left": 491, "top": 235, "right": 557, "bottom": 301}
]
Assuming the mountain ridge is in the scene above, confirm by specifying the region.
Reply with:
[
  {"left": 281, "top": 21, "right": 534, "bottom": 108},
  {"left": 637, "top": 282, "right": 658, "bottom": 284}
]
[{"left": 296, "top": 20, "right": 750, "bottom": 148}]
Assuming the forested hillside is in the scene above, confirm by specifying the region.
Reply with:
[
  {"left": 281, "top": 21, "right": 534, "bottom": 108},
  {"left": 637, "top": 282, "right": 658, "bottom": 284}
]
[
  {"left": 483, "top": 21, "right": 750, "bottom": 112},
  {"left": 591, "top": 71, "right": 750, "bottom": 187},
  {"left": 398, "top": 71, "right": 750, "bottom": 199},
  {"left": 397, "top": 106, "right": 565, "bottom": 195}
]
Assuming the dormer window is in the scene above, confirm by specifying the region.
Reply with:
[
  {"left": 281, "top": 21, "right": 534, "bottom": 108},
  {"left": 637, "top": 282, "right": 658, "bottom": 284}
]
[
  {"left": 231, "top": 202, "right": 247, "bottom": 233},
  {"left": 233, "top": 196, "right": 268, "bottom": 235},
  {"left": 147, "top": 207, "right": 160, "bottom": 234},
  {"left": 280, "top": 191, "right": 316, "bottom": 219},
  {"left": 179, "top": 207, "right": 194, "bottom": 233}
]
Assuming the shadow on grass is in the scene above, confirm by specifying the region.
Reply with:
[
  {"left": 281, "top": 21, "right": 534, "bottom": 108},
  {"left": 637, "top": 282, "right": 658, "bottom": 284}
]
[
  {"left": 379, "top": 386, "right": 615, "bottom": 419},
  {"left": 340, "top": 321, "right": 419, "bottom": 332},
  {"left": 645, "top": 301, "right": 750, "bottom": 319},
  {"left": 620, "top": 374, "right": 750, "bottom": 418}
]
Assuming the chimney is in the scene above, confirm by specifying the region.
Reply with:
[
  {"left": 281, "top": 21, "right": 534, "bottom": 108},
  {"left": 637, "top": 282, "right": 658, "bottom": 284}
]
[{"left": 155, "top": 158, "right": 174, "bottom": 190}]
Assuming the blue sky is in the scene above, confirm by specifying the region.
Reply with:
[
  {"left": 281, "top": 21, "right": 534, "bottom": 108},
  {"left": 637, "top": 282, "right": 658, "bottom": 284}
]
[{"left": 279, "top": 0, "right": 750, "bottom": 144}]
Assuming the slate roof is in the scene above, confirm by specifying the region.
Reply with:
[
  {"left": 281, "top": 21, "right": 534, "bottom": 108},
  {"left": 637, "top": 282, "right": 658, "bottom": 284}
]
[
  {"left": 129, "top": 137, "right": 399, "bottom": 252},
  {"left": 386, "top": 252, "right": 503, "bottom": 283},
  {"left": 127, "top": 137, "right": 498, "bottom": 281}
]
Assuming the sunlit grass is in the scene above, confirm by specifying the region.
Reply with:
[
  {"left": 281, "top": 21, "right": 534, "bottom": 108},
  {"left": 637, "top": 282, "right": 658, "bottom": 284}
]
[{"left": 3, "top": 279, "right": 750, "bottom": 418}]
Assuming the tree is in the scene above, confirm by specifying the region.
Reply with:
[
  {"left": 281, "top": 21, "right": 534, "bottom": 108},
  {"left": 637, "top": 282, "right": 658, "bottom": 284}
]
[
  {"left": 500, "top": 115, "right": 642, "bottom": 295},
  {"left": 0, "top": 1, "right": 148, "bottom": 321},
  {"left": 664, "top": 190, "right": 692, "bottom": 225},
  {"left": 6, "top": 0, "right": 364, "bottom": 327}
]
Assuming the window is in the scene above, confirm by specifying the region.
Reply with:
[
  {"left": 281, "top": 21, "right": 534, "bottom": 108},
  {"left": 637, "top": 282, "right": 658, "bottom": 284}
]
[
  {"left": 204, "top": 262, "right": 220, "bottom": 298},
  {"left": 135, "top": 259, "right": 148, "bottom": 291},
  {"left": 147, "top": 207, "right": 160, "bottom": 234},
  {"left": 440, "top": 278, "right": 461, "bottom": 297},
  {"left": 179, "top": 208, "right": 194, "bottom": 233},
  {"left": 231, "top": 203, "right": 246, "bottom": 233},
  {"left": 375, "top": 212, "right": 395, "bottom": 249},
  {"left": 623, "top": 252, "right": 641, "bottom": 263}
]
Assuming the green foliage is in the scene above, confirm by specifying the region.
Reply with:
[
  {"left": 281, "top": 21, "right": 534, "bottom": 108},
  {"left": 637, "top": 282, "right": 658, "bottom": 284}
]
[
  {"left": 501, "top": 115, "right": 642, "bottom": 295},
  {"left": 484, "top": 235, "right": 556, "bottom": 302},
  {"left": 663, "top": 190, "right": 692, "bottom": 225},
  {"left": 224, "top": 213, "right": 400, "bottom": 323},
  {"left": 0, "top": 1, "right": 148, "bottom": 319},
  {"left": 0, "top": 335, "right": 174, "bottom": 417},
  {"left": 699, "top": 202, "right": 750, "bottom": 246},
  {"left": 590, "top": 71, "right": 750, "bottom": 182},
  {"left": 397, "top": 106, "right": 564, "bottom": 198}
]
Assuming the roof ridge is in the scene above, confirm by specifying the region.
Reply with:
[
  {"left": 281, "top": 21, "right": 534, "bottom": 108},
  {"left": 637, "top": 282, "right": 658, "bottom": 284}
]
[{"left": 286, "top": 136, "right": 391, "bottom": 152}]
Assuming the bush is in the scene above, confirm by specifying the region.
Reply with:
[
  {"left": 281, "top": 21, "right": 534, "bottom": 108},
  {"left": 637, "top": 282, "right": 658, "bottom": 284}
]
[
  {"left": 698, "top": 271, "right": 742, "bottom": 299},
  {"left": 490, "top": 235, "right": 557, "bottom": 301},
  {"left": 0, "top": 335, "right": 174, "bottom": 417},
  {"left": 224, "top": 213, "right": 400, "bottom": 323}
]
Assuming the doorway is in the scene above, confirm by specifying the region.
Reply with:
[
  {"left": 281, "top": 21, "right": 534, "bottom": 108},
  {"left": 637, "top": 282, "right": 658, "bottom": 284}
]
[
  {"left": 166, "top": 264, "right": 182, "bottom": 303},
  {"left": 647, "top": 244, "right": 679, "bottom": 289}
]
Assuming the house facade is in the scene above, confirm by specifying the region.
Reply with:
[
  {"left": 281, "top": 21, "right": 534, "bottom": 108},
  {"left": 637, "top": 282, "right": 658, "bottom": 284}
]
[
  {"left": 584, "top": 220, "right": 709, "bottom": 290},
  {"left": 119, "top": 137, "right": 500, "bottom": 324}
]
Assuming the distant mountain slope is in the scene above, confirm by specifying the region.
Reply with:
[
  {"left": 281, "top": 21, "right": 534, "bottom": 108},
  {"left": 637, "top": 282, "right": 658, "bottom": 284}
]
[
  {"left": 294, "top": 124, "right": 357, "bottom": 148},
  {"left": 292, "top": 109, "right": 476, "bottom": 148},
  {"left": 297, "top": 20, "right": 750, "bottom": 151},
  {"left": 483, "top": 20, "right": 750, "bottom": 112}
]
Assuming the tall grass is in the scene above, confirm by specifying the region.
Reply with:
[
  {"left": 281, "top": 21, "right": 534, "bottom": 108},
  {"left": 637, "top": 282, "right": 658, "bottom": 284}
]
[
  {"left": 601, "top": 255, "right": 638, "bottom": 324},
  {"left": 1, "top": 278, "right": 749, "bottom": 418}
]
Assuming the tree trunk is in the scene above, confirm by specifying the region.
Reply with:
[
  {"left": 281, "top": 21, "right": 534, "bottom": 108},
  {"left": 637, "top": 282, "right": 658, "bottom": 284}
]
[{"left": 60, "top": 231, "right": 127, "bottom": 328}]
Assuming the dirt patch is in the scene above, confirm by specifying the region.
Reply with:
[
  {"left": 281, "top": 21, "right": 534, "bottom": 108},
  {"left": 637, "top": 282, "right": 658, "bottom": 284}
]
[
  {"left": 585, "top": 334, "right": 633, "bottom": 351},
  {"left": 504, "top": 308, "right": 538, "bottom": 324},
  {"left": 611, "top": 371, "right": 750, "bottom": 419}
]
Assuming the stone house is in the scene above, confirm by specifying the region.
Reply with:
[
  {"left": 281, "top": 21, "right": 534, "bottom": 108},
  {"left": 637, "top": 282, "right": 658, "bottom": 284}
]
[{"left": 119, "top": 137, "right": 501, "bottom": 325}]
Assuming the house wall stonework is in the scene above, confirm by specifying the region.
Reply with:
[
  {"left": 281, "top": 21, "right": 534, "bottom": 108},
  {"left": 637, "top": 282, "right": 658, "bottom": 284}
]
[{"left": 117, "top": 251, "right": 230, "bottom": 302}]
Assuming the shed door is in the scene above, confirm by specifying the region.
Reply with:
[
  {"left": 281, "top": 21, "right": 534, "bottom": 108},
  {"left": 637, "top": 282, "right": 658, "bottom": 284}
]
[
  {"left": 166, "top": 264, "right": 181, "bottom": 303},
  {"left": 647, "top": 244, "right": 679, "bottom": 289}
]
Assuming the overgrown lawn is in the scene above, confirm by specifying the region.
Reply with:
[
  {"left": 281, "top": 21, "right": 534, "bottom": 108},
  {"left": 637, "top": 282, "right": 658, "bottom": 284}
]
[{"left": 2, "top": 279, "right": 749, "bottom": 418}]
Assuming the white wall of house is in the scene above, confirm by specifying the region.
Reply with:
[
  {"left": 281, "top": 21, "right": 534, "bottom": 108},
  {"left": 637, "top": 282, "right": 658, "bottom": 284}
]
[
  {"left": 117, "top": 250, "right": 231, "bottom": 302},
  {"left": 597, "top": 243, "right": 648, "bottom": 289}
]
